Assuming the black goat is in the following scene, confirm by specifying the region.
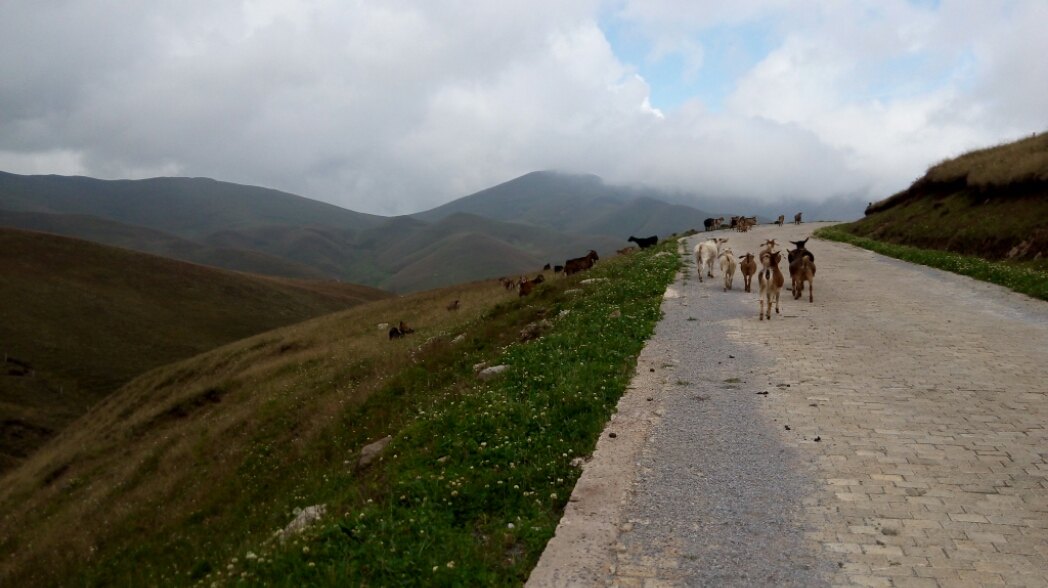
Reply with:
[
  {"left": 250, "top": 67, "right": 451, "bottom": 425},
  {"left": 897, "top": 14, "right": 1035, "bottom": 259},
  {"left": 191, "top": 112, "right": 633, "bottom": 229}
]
[{"left": 628, "top": 235, "right": 658, "bottom": 249}]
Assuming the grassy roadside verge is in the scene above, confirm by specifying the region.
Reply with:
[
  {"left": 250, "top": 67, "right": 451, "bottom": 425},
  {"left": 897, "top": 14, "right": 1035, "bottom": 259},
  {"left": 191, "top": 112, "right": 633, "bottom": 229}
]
[
  {"left": 815, "top": 225, "right": 1048, "bottom": 302},
  {"left": 229, "top": 242, "right": 680, "bottom": 586}
]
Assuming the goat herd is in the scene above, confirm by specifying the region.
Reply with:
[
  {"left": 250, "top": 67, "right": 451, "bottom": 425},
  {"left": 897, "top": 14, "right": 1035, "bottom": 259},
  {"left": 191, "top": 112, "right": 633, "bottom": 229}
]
[
  {"left": 695, "top": 236, "right": 816, "bottom": 320},
  {"left": 704, "top": 212, "right": 802, "bottom": 232},
  {"left": 499, "top": 234, "right": 662, "bottom": 298},
  {"left": 389, "top": 225, "right": 813, "bottom": 340}
]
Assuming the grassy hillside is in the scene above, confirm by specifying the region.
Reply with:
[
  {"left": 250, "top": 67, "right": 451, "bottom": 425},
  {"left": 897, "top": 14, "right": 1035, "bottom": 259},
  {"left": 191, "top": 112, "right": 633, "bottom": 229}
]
[
  {"left": 1, "top": 170, "right": 700, "bottom": 292},
  {"left": 842, "top": 131, "right": 1048, "bottom": 267},
  {"left": 0, "top": 228, "right": 390, "bottom": 471},
  {"left": 0, "top": 241, "right": 679, "bottom": 586},
  {"left": 0, "top": 210, "right": 330, "bottom": 279}
]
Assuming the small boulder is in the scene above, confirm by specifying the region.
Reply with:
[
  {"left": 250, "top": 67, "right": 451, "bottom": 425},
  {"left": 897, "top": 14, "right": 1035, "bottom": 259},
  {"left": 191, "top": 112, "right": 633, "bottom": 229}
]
[
  {"left": 520, "top": 319, "right": 553, "bottom": 342},
  {"left": 608, "top": 309, "right": 622, "bottom": 319},
  {"left": 580, "top": 278, "right": 608, "bottom": 285},
  {"left": 277, "top": 504, "right": 326, "bottom": 542},
  {"left": 478, "top": 365, "right": 509, "bottom": 380},
  {"left": 358, "top": 435, "right": 392, "bottom": 469}
]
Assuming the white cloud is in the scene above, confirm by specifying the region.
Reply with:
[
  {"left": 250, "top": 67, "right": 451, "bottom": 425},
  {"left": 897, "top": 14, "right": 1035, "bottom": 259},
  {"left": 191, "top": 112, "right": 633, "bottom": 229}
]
[{"left": 0, "top": 1, "right": 1044, "bottom": 215}]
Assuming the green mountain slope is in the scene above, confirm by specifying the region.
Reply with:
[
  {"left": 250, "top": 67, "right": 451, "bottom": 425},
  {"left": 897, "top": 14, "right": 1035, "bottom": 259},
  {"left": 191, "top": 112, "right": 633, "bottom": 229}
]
[
  {"left": 0, "top": 210, "right": 329, "bottom": 279},
  {"left": 0, "top": 170, "right": 708, "bottom": 292},
  {"left": 412, "top": 170, "right": 715, "bottom": 237},
  {"left": 0, "top": 227, "right": 390, "bottom": 471}
]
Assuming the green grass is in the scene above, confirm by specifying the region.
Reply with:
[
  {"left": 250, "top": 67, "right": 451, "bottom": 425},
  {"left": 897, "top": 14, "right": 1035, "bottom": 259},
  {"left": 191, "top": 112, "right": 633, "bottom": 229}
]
[
  {"left": 214, "top": 243, "right": 679, "bottom": 586},
  {"left": 815, "top": 226, "right": 1048, "bottom": 301},
  {"left": 0, "top": 241, "right": 680, "bottom": 587}
]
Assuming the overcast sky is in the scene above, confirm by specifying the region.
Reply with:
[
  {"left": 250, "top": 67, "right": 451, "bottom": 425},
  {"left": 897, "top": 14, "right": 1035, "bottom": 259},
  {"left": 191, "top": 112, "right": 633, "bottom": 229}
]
[{"left": 1, "top": 1, "right": 1045, "bottom": 215}]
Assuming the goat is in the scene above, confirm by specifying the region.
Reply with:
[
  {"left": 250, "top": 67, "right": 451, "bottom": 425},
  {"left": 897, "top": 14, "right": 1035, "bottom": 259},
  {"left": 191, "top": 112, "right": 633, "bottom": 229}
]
[
  {"left": 719, "top": 248, "right": 737, "bottom": 291},
  {"left": 739, "top": 253, "right": 757, "bottom": 292},
  {"left": 564, "top": 250, "right": 599, "bottom": 275},
  {"left": 388, "top": 321, "right": 415, "bottom": 340},
  {"left": 758, "top": 251, "right": 784, "bottom": 320},
  {"left": 694, "top": 238, "right": 727, "bottom": 282},
  {"left": 543, "top": 263, "right": 551, "bottom": 271},
  {"left": 553, "top": 264, "right": 564, "bottom": 273},
  {"left": 628, "top": 235, "right": 658, "bottom": 249},
  {"left": 704, "top": 217, "right": 716, "bottom": 231},
  {"left": 789, "top": 254, "right": 815, "bottom": 303},
  {"left": 775, "top": 214, "right": 785, "bottom": 226},
  {"left": 794, "top": 212, "right": 803, "bottom": 225},
  {"left": 446, "top": 299, "right": 460, "bottom": 311},
  {"left": 787, "top": 238, "right": 815, "bottom": 263},
  {"left": 730, "top": 216, "right": 740, "bottom": 230},
  {"left": 519, "top": 274, "right": 548, "bottom": 297},
  {"left": 617, "top": 246, "right": 636, "bottom": 255}
]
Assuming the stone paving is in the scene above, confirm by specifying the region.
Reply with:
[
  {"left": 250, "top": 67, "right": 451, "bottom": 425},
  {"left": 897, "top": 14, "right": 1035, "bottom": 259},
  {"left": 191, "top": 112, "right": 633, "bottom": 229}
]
[{"left": 530, "top": 222, "right": 1048, "bottom": 587}]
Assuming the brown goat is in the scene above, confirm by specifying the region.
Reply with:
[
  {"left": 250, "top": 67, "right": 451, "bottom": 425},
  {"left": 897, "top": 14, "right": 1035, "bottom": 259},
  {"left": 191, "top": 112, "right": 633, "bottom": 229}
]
[
  {"left": 518, "top": 274, "right": 546, "bottom": 297},
  {"left": 758, "top": 251, "right": 784, "bottom": 320},
  {"left": 564, "top": 250, "right": 599, "bottom": 275},
  {"left": 388, "top": 321, "right": 415, "bottom": 339},
  {"left": 446, "top": 299, "right": 460, "bottom": 311},
  {"left": 739, "top": 253, "right": 757, "bottom": 292},
  {"left": 789, "top": 254, "right": 815, "bottom": 303},
  {"left": 775, "top": 214, "right": 785, "bottom": 226}
]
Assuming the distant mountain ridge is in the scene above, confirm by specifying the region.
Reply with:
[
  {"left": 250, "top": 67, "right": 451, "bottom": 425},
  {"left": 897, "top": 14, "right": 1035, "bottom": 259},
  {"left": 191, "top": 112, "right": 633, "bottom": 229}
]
[
  {"left": 0, "top": 169, "right": 841, "bottom": 291},
  {"left": 0, "top": 171, "right": 385, "bottom": 236}
]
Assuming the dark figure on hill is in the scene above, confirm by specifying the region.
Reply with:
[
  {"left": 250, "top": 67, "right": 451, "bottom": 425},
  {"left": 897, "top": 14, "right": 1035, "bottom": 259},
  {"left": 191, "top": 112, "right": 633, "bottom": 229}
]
[{"left": 628, "top": 235, "right": 658, "bottom": 249}]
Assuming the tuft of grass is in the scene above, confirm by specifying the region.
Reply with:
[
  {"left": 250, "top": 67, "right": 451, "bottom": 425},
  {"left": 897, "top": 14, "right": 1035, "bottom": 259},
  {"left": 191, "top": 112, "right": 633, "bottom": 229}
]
[
  {"left": 815, "top": 226, "right": 1048, "bottom": 301},
  {"left": 0, "top": 241, "right": 680, "bottom": 587}
]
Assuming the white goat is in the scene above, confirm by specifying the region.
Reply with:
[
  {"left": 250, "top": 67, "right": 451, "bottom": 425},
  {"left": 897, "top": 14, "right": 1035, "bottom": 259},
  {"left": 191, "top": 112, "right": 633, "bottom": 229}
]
[{"left": 694, "top": 238, "right": 728, "bottom": 282}]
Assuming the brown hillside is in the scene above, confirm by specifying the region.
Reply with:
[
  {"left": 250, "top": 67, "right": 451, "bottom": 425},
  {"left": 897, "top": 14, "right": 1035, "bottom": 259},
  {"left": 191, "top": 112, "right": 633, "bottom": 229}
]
[
  {"left": 854, "top": 131, "right": 1048, "bottom": 263},
  {"left": 0, "top": 228, "right": 390, "bottom": 471}
]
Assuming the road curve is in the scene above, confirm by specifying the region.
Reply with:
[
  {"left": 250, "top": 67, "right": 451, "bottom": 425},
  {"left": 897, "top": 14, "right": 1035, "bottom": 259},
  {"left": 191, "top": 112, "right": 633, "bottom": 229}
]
[{"left": 529, "top": 222, "right": 1048, "bottom": 587}]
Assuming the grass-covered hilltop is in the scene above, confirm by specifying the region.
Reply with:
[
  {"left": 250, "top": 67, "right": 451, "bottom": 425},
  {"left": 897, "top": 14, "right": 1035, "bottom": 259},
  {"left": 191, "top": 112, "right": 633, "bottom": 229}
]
[
  {"left": 0, "top": 240, "right": 680, "bottom": 586},
  {"left": 818, "top": 131, "right": 1048, "bottom": 300}
]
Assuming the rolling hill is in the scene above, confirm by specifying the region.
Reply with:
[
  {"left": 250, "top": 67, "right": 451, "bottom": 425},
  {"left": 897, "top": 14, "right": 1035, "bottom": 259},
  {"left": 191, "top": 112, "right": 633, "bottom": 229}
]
[
  {"left": 411, "top": 170, "right": 716, "bottom": 236},
  {"left": 842, "top": 131, "right": 1048, "bottom": 264},
  {"left": 0, "top": 172, "right": 385, "bottom": 237},
  {"left": 0, "top": 227, "right": 390, "bottom": 472},
  {"left": 0, "top": 240, "right": 679, "bottom": 587},
  {"left": 1, "top": 170, "right": 720, "bottom": 292}
]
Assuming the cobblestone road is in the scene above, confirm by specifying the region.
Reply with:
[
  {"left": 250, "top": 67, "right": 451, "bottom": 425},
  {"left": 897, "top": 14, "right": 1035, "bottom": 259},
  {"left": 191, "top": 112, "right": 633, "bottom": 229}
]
[{"left": 530, "top": 223, "right": 1048, "bottom": 587}]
